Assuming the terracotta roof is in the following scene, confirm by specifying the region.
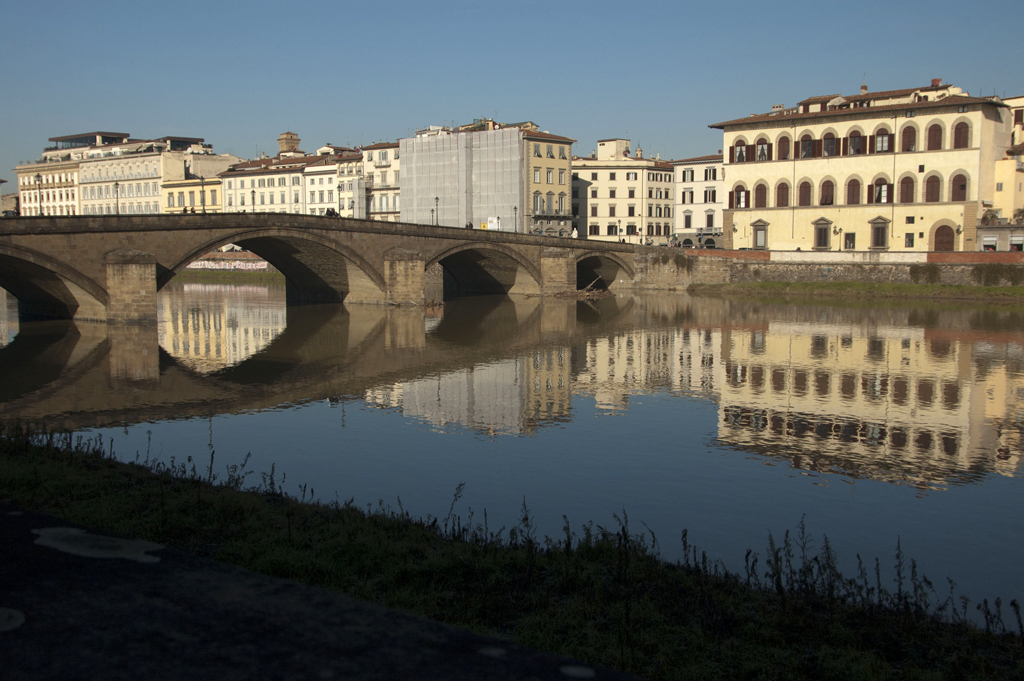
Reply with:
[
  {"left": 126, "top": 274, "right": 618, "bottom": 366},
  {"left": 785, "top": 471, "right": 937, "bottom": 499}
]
[
  {"left": 797, "top": 94, "right": 841, "bottom": 105},
  {"left": 671, "top": 154, "right": 723, "bottom": 165},
  {"left": 360, "top": 142, "right": 399, "bottom": 150},
  {"left": 844, "top": 84, "right": 952, "bottom": 102},
  {"left": 710, "top": 95, "right": 1006, "bottom": 130},
  {"left": 522, "top": 130, "right": 576, "bottom": 144}
]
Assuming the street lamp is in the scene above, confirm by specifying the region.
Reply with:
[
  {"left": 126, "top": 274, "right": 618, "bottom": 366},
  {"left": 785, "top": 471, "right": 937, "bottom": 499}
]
[
  {"left": 114, "top": 181, "right": 120, "bottom": 215},
  {"left": 430, "top": 208, "right": 434, "bottom": 226},
  {"left": 35, "top": 173, "right": 41, "bottom": 216},
  {"left": 337, "top": 182, "right": 342, "bottom": 216},
  {"left": 251, "top": 189, "right": 256, "bottom": 213},
  {"left": 200, "top": 176, "right": 206, "bottom": 214},
  {"left": 618, "top": 219, "right": 621, "bottom": 243},
  {"left": 513, "top": 206, "right": 518, "bottom": 232},
  {"left": 434, "top": 196, "right": 439, "bottom": 225}
]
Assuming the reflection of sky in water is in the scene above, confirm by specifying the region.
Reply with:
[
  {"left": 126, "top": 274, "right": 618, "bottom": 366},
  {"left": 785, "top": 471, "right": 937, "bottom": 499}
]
[{"left": 18, "top": 285, "right": 1022, "bottom": 614}]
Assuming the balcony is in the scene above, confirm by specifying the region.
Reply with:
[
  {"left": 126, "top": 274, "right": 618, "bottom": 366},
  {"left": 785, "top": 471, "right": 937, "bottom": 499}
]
[{"left": 374, "top": 158, "right": 391, "bottom": 168}]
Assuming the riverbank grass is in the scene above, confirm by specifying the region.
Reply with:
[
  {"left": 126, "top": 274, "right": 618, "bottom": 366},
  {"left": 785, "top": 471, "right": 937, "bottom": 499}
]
[
  {"left": 689, "top": 280, "right": 1024, "bottom": 303},
  {"left": 2, "top": 427, "right": 1022, "bottom": 680}
]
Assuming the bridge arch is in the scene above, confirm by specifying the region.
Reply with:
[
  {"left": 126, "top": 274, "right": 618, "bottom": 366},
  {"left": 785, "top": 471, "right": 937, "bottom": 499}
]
[
  {"left": 164, "top": 228, "right": 387, "bottom": 305},
  {"left": 575, "top": 251, "right": 635, "bottom": 290},
  {"left": 0, "top": 243, "right": 108, "bottom": 320},
  {"left": 426, "top": 242, "right": 543, "bottom": 298}
]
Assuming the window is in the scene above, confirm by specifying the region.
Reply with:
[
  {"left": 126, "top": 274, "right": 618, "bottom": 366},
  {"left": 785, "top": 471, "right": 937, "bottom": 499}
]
[
  {"left": 591, "top": 189, "right": 598, "bottom": 199},
  {"left": 310, "top": 191, "right": 316, "bottom": 203},
  {"left": 997, "top": 182, "right": 1004, "bottom": 191},
  {"left": 849, "top": 133, "right": 863, "bottom": 155},
  {"left": 209, "top": 190, "right": 216, "bottom": 205},
  {"left": 754, "top": 183, "right": 767, "bottom": 208},
  {"left": 953, "top": 122, "right": 969, "bottom": 149},
  {"left": 844, "top": 232, "right": 856, "bottom": 250},
  {"left": 703, "top": 188, "right": 716, "bottom": 203},
  {"left": 734, "top": 188, "right": 747, "bottom": 208},
  {"left": 609, "top": 172, "right": 616, "bottom": 181},
  {"left": 704, "top": 167, "right": 717, "bottom": 181},
  {"left": 533, "top": 144, "right": 541, "bottom": 157},
  {"left": 589, "top": 224, "right": 599, "bottom": 235},
  {"left": 951, "top": 174, "right": 967, "bottom": 201},
  {"left": 925, "top": 176, "right": 941, "bottom": 202},
  {"left": 684, "top": 213, "right": 692, "bottom": 230},
  {"left": 900, "top": 177, "right": 915, "bottom": 203},
  {"left": 927, "top": 124, "right": 942, "bottom": 150},
  {"left": 756, "top": 140, "right": 768, "bottom": 161},
  {"left": 754, "top": 223, "right": 766, "bottom": 248},
  {"left": 778, "top": 137, "right": 790, "bottom": 160},
  {"left": 268, "top": 192, "right": 274, "bottom": 204},
  {"left": 292, "top": 176, "right": 300, "bottom": 185},
  {"left": 705, "top": 213, "right": 713, "bottom": 229},
  {"left": 847, "top": 179, "right": 861, "bottom": 205},
  {"left": 546, "top": 169, "right": 553, "bottom": 184},
  {"left": 800, "top": 135, "right": 814, "bottom": 158},
  {"left": 609, "top": 189, "right": 616, "bottom": 199},
  {"left": 735, "top": 143, "right": 746, "bottom": 162},
  {"left": 177, "top": 192, "right": 185, "bottom": 207},
  {"left": 534, "top": 168, "right": 541, "bottom": 183},
  {"left": 609, "top": 205, "right": 616, "bottom": 217},
  {"left": 628, "top": 189, "right": 635, "bottom": 199},
  {"left": 628, "top": 206, "right": 635, "bottom": 216},
  {"left": 905, "top": 233, "right": 915, "bottom": 248},
  {"left": 871, "top": 222, "right": 889, "bottom": 249},
  {"left": 606, "top": 224, "right": 617, "bottom": 236},
  {"left": 776, "top": 183, "right": 789, "bottom": 207},
  {"left": 873, "top": 180, "right": 889, "bottom": 204},
  {"left": 798, "top": 181, "right": 811, "bottom": 206},
  {"left": 559, "top": 146, "right": 567, "bottom": 159},
  {"left": 876, "top": 131, "right": 890, "bottom": 152},
  {"left": 820, "top": 180, "right": 834, "bottom": 205},
  {"left": 590, "top": 173, "right": 597, "bottom": 180},
  {"left": 546, "top": 144, "right": 554, "bottom": 158},
  {"left": 591, "top": 205, "right": 598, "bottom": 217},
  {"left": 823, "top": 134, "right": 837, "bottom": 157},
  {"left": 558, "top": 170, "right": 565, "bottom": 184},
  {"left": 814, "top": 222, "right": 830, "bottom": 250},
  {"left": 906, "top": 216, "right": 916, "bottom": 224},
  {"left": 167, "top": 194, "right": 174, "bottom": 208}
]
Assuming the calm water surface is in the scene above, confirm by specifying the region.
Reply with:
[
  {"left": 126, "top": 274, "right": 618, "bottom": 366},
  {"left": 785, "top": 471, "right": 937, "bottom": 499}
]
[{"left": 1, "top": 283, "right": 1021, "bottom": 608}]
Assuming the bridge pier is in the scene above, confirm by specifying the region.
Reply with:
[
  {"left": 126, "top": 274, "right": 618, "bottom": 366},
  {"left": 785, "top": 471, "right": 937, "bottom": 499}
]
[
  {"left": 108, "top": 323, "right": 160, "bottom": 387},
  {"left": 540, "top": 248, "right": 578, "bottom": 295},
  {"left": 104, "top": 248, "right": 158, "bottom": 325},
  {"left": 384, "top": 248, "right": 425, "bottom": 306}
]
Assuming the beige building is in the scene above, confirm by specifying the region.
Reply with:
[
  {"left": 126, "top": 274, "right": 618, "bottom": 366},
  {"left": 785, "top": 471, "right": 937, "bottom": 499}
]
[
  {"left": 221, "top": 134, "right": 323, "bottom": 214},
  {"left": 711, "top": 81, "right": 1014, "bottom": 252},
  {"left": 672, "top": 154, "right": 725, "bottom": 247},
  {"left": 353, "top": 142, "right": 400, "bottom": 221},
  {"left": 572, "top": 139, "right": 675, "bottom": 244}
]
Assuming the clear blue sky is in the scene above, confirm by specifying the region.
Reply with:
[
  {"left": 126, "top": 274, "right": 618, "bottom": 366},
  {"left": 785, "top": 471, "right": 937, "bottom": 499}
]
[{"left": 1, "top": 0, "right": 1021, "bottom": 187}]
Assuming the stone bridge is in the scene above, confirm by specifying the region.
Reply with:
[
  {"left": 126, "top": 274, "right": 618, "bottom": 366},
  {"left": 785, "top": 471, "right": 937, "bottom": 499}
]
[{"left": 0, "top": 215, "right": 637, "bottom": 322}]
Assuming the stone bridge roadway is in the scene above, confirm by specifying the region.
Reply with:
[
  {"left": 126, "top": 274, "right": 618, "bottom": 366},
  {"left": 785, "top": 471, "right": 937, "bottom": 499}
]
[
  {"left": 0, "top": 215, "right": 637, "bottom": 323},
  {"left": 0, "top": 295, "right": 693, "bottom": 433}
]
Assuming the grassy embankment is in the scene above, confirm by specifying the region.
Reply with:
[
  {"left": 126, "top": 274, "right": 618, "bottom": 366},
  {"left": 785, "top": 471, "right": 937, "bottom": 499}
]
[{"left": 2, "top": 426, "right": 1022, "bottom": 680}]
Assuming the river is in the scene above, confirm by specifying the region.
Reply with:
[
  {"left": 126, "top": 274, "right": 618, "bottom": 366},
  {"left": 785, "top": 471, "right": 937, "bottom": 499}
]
[{"left": 1, "top": 282, "right": 1021, "bottom": 611}]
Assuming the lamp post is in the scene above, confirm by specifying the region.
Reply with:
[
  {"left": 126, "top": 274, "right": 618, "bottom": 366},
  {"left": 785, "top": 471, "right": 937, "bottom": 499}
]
[
  {"left": 251, "top": 189, "right": 255, "bottom": 214},
  {"left": 430, "top": 208, "right": 434, "bottom": 226},
  {"left": 337, "top": 182, "right": 342, "bottom": 216},
  {"left": 618, "top": 219, "right": 621, "bottom": 243},
  {"left": 200, "top": 176, "right": 206, "bottom": 214},
  {"left": 114, "top": 181, "right": 120, "bottom": 215},
  {"left": 35, "top": 173, "right": 41, "bottom": 216},
  {"left": 434, "top": 196, "right": 439, "bottom": 225},
  {"left": 513, "top": 206, "right": 518, "bottom": 233}
]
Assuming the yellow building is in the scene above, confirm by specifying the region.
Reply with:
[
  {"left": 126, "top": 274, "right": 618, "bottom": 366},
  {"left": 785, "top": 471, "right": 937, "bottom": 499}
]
[
  {"left": 524, "top": 129, "right": 575, "bottom": 236},
  {"left": 161, "top": 176, "right": 223, "bottom": 214},
  {"left": 572, "top": 139, "right": 675, "bottom": 244},
  {"left": 711, "top": 81, "right": 1014, "bottom": 252}
]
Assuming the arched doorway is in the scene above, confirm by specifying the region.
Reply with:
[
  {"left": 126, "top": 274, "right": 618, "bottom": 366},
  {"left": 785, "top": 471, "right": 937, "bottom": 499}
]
[
  {"left": 702, "top": 238, "right": 716, "bottom": 249},
  {"left": 934, "top": 225, "right": 955, "bottom": 252}
]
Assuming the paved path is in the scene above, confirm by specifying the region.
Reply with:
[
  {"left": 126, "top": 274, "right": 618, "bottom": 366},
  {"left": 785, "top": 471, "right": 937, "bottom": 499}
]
[{"left": 0, "top": 501, "right": 640, "bottom": 680}]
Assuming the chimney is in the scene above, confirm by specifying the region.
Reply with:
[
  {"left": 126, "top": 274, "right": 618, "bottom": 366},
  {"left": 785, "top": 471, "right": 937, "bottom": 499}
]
[
  {"left": 860, "top": 84, "right": 868, "bottom": 95},
  {"left": 931, "top": 78, "right": 943, "bottom": 87}
]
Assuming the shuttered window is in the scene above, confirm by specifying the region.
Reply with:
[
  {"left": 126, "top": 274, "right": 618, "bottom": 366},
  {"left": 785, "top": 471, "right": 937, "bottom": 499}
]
[
  {"left": 778, "top": 137, "right": 791, "bottom": 160},
  {"left": 798, "top": 182, "right": 812, "bottom": 206},
  {"left": 928, "top": 125, "right": 942, "bottom": 150},
  {"left": 951, "top": 174, "right": 967, "bottom": 201},
  {"left": 847, "top": 179, "right": 861, "bottom": 205},
  {"left": 776, "top": 183, "right": 789, "bottom": 208},
  {"left": 953, "top": 123, "right": 969, "bottom": 149},
  {"left": 925, "top": 176, "right": 941, "bottom": 202},
  {"left": 901, "top": 127, "right": 917, "bottom": 152},
  {"left": 823, "top": 134, "right": 837, "bottom": 157},
  {"left": 848, "top": 133, "right": 863, "bottom": 155},
  {"left": 820, "top": 181, "right": 834, "bottom": 206},
  {"left": 900, "top": 177, "right": 915, "bottom": 203},
  {"left": 800, "top": 135, "right": 814, "bottom": 158},
  {"left": 754, "top": 184, "right": 767, "bottom": 207}
]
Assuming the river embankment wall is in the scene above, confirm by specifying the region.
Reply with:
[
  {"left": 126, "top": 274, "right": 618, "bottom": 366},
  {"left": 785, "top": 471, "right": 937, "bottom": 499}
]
[{"left": 631, "top": 248, "right": 1024, "bottom": 290}]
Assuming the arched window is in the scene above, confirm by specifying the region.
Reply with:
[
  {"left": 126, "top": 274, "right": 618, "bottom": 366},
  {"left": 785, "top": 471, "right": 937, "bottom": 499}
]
[
  {"left": 847, "top": 179, "right": 861, "bottom": 205},
  {"left": 756, "top": 138, "right": 770, "bottom": 161},
  {"left": 734, "top": 141, "right": 747, "bottom": 163},
  {"left": 778, "top": 137, "right": 791, "bottom": 161},
  {"left": 951, "top": 174, "right": 967, "bottom": 201},
  {"left": 927, "top": 124, "right": 942, "bottom": 150},
  {"left": 754, "top": 183, "right": 767, "bottom": 207},
  {"left": 925, "top": 176, "right": 941, "bottom": 202},
  {"left": 900, "top": 177, "right": 915, "bottom": 203},
  {"left": 776, "top": 182, "right": 790, "bottom": 208},
  {"left": 820, "top": 180, "right": 834, "bottom": 205},
  {"left": 733, "top": 187, "right": 748, "bottom": 208},
  {"left": 800, "top": 135, "right": 814, "bottom": 159},
  {"left": 823, "top": 133, "right": 837, "bottom": 157},
  {"left": 953, "top": 123, "right": 969, "bottom": 149},
  {"left": 849, "top": 131, "right": 864, "bottom": 155},
  {"left": 798, "top": 181, "right": 812, "bottom": 206},
  {"left": 873, "top": 179, "right": 891, "bottom": 204}
]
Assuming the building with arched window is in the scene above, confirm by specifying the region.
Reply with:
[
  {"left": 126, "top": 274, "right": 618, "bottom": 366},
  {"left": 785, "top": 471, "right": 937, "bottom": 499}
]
[{"left": 711, "top": 81, "right": 1015, "bottom": 252}]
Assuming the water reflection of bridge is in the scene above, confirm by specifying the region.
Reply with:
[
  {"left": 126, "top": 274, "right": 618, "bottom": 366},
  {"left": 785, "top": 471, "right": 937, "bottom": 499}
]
[{"left": 0, "top": 292, "right": 1020, "bottom": 485}]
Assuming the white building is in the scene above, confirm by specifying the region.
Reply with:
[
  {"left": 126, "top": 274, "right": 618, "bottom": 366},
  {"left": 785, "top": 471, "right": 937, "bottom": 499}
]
[{"left": 672, "top": 153, "right": 725, "bottom": 247}]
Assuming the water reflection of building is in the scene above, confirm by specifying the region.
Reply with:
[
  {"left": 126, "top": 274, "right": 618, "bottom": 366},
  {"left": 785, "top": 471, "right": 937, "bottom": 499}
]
[
  {"left": 0, "top": 289, "right": 16, "bottom": 348},
  {"left": 716, "top": 322, "right": 1023, "bottom": 486},
  {"left": 571, "top": 328, "right": 723, "bottom": 411},
  {"left": 158, "top": 283, "right": 287, "bottom": 373}
]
